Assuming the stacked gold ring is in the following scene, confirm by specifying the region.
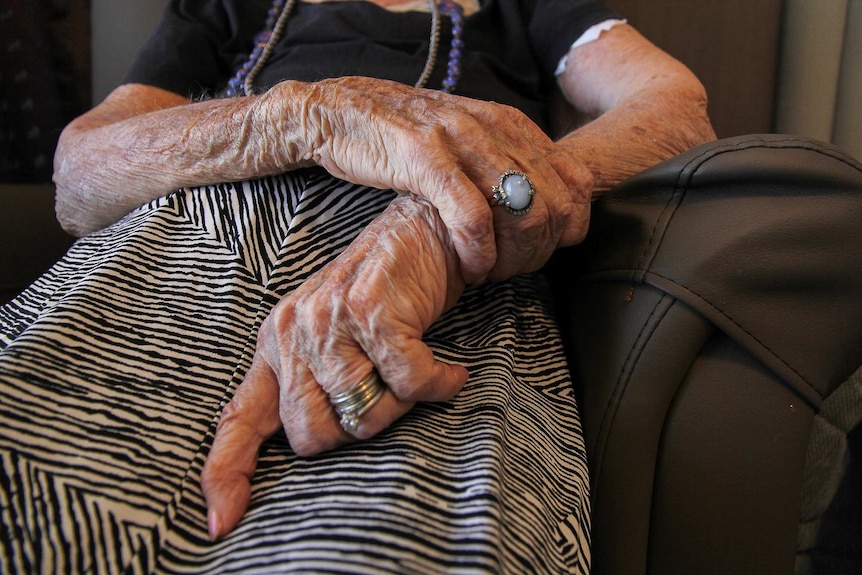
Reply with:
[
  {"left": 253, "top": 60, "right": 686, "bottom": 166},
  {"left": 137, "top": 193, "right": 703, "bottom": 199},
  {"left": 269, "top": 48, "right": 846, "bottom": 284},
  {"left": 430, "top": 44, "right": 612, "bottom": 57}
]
[{"left": 329, "top": 370, "right": 386, "bottom": 434}]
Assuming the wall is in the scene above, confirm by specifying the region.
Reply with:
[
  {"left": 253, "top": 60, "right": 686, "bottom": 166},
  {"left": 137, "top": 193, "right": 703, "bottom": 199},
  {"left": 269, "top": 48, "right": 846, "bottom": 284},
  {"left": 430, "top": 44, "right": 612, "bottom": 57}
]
[
  {"left": 604, "top": 0, "right": 784, "bottom": 139},
  {"left": 91, "top": 0, "right": 169, "bottom": 104},
  {"left": 0, "top": 1, "right": 91, "bottom": 301},
  {"left": 775, "top": 0, "right": 862, "bottom": 161},
  {"left": 0, "top": 0, "right": 91, "bottom": 182}
]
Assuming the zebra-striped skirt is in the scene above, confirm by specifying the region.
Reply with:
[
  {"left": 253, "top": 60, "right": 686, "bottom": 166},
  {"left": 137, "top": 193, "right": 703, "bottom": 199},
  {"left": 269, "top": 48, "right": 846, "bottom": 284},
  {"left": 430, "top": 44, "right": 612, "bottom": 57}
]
[{"left": 0, "top": 170, "right": 590, "bottom": 574}]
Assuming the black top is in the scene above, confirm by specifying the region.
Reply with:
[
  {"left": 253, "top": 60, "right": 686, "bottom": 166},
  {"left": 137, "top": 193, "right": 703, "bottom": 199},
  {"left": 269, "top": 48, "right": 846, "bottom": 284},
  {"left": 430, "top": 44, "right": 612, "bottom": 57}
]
[{"left": 124, "top": 0, "right": 617, "bottom": 130}]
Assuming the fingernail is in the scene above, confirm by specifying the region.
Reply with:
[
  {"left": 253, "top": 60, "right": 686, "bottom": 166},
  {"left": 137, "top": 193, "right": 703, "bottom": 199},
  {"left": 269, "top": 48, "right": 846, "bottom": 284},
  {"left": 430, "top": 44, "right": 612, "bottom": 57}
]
[{"left": 208, "top": 510, "right": 222, "bottom": 541}]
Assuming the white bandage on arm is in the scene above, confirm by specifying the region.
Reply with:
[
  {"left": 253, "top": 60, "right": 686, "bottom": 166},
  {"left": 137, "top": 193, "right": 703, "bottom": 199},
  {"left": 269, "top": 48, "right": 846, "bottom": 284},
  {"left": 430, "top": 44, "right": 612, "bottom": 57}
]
[{"left": 555, "top": 19, "right": 627, "bottom": 76}]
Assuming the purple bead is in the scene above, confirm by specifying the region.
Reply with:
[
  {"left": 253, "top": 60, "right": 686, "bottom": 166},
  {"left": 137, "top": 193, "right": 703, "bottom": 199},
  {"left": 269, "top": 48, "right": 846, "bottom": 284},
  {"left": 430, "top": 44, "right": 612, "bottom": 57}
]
[{"left": 228, "top": 0, "right": 468, "bottom": 96}]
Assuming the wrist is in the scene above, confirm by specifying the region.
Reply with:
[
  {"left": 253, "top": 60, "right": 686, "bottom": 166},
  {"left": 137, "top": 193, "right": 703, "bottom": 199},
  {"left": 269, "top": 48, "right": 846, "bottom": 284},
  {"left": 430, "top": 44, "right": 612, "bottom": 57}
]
[
  {"left": 387, "top": 194, "right": 466, "bottom": 304},
  {"left": 256, "top": 80, "right": 320, "bottom": 169}
]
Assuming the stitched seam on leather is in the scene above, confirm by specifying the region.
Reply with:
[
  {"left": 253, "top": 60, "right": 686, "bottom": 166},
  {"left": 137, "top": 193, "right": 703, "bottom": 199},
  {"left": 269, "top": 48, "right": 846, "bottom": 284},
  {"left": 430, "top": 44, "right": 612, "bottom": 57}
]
[
  {"left": 630, "top": 177, "right": 678, "bottom": 283},
  {"left": 587, "top": 135, "right": 858, "bottom": 489},
  {"left": 632, "top": 144, "right": 723, "bottom": 275},
  {"left": 702, "top": 135, "right": 862, "bottom": 171},
  {"left": 582, "top": 266, "right": 827, "bottom": 400},
  {"left": 630, "top": 136, "right": 862, "bottom": 279},
  {"left": 643, "top": 270, "right": 820, "bottom": 398},
  {"left": 627, "top": 140, "right": 735, "bottom": 288},
  {"left": 617, "top": 136, "right": 856, "bottom": 401},
  {"left": 735, "top": 137, "right": 862, "bottom": 172},
  {"left": 592, "top": 292, "right": 673, "bottom": 494}
]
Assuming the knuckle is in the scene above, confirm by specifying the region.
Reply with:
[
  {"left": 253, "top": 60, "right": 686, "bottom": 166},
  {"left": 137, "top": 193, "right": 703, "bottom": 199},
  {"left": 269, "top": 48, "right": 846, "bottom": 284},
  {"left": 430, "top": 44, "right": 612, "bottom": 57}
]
[
  {"left": 293, "top": 299, "right": 330, "bottom": 343},
  {"left": 517, "top": 204, "right": 554, "bottom": 240},
  {"left": 457, "top": 202, "right": 495, "bottom": 244},
  {"left": 385, "top": 375, "right": 426, "bottom": 403},
  {"left": 391, "top": 383, "right": 428, "bottom": 403},
  {"left": 288, "top": 435, "right": 325, "bottom": 457},
  {"left": 267, "top": 297, "right": 298, "bottom": 330},
  {"left": 279, "top": 400, "right": 343, "bottom": 456},
  {"left": 566, "top": 202, "right": 591, "bottom": 245},
  {"left": 218, "top": 398, "right": 245, "bottom": 426},
  {"left": 447, "top": 203, "right": 495, "bottom": 276},
  {"left": 286, "top": 417, "right": 346, "bottom": 456},
  {"left": 378, "top": 354, "right": 441, "bottom": 403}
]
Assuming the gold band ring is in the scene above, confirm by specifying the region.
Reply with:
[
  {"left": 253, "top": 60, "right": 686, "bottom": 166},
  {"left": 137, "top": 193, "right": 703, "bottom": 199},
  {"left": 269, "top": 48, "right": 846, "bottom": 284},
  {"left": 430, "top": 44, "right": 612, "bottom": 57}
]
[{"left": 329, "top": 369, "right": 386, "bottom": 434}]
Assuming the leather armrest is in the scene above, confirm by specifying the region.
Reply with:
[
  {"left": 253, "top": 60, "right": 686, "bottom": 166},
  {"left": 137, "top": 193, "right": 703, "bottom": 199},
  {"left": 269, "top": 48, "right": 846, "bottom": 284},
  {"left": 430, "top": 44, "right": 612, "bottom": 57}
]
[{"left": 546, "top": 134, "right": 862, "bottom": 575}]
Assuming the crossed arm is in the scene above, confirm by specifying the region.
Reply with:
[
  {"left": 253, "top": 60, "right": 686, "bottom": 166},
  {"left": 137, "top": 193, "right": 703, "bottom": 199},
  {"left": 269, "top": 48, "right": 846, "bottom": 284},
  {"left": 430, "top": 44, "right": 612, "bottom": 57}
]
[
  {"left": 54, "top": 24, "right": 712, "bottom": 280},
  {"left": 52, "top": 24, "right": 715, "bottom": 540}
]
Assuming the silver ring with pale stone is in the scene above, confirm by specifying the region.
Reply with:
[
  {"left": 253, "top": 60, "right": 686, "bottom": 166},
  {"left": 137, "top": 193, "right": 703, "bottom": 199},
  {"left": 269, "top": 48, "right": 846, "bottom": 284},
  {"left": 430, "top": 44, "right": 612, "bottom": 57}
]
[
  {"left": 492, "top": 170, "right": 535, "bottom": 216},
  {"left": 329, "top": 369, "right": 386, "bottom": 434}
]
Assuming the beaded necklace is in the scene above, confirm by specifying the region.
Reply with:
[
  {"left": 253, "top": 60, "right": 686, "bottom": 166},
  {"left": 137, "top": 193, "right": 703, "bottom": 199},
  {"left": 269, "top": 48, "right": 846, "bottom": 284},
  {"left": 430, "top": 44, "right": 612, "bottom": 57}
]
[{"left": 225, "top": 0, "right": 465, "bottom": 98}]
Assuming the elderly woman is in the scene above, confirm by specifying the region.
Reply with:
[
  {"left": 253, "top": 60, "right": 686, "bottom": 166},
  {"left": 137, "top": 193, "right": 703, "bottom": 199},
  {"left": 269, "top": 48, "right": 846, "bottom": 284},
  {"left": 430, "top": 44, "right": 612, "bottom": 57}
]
[{"left": 2, "top": 0, "right": 713, "bottom": 572}]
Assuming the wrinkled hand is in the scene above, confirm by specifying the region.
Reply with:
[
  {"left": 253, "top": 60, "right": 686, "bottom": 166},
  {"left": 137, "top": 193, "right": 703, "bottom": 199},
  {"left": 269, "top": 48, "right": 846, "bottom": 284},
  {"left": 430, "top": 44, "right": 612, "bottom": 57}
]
[
  {"left": 269, "top": 77, "right": 593, "bottom": 283},
  {"left": 200, "top": 194, "right": 468, "bottom": 540}
]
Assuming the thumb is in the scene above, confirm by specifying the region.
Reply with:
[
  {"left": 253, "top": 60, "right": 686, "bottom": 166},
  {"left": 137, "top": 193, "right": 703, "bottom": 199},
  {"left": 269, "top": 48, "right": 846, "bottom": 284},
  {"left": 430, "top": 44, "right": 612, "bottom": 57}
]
[
  {"left": 376, "top": 337, "right": 470, "bottom": 404},
  {"left": 201, "top": 355, "right": 282, "bottom": 540}
]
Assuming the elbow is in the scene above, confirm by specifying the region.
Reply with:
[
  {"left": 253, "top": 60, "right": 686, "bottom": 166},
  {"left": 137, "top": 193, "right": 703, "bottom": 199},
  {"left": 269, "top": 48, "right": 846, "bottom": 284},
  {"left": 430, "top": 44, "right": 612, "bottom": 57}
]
[
  {"left": 53, "top": 168, "right": 101, "bottom": 238},
  {"left": 672, "top": 71, "right": 717, "bottom": 147},
  {"left": 53, "top": 180, "right": 92, "bottom": 238},
  {"left": 53, "top": 190, "right": 91, "bottom": 239},
  {"left": 646, "top": 76, "right": 717, "bottom": 158},
  {"left": 687, "top": 78, "right": 717, "bottom": 145},
  {"left": 52, "top": 132, "right": 98, "bottom": 238}
]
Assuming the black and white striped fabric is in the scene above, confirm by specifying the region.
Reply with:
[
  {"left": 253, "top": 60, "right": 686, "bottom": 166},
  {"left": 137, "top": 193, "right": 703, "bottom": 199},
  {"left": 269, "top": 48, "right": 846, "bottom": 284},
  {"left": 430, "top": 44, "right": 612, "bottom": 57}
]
[{"left": 0, "top": 170, "right": 590, "bottom": 574}]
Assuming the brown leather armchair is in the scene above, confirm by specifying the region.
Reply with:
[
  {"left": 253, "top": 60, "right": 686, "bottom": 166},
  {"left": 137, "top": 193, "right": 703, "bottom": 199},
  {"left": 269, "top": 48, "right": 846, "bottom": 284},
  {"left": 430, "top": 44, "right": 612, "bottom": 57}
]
[{"left": 547, "top": 133, "right": 862, "bottom": 575}]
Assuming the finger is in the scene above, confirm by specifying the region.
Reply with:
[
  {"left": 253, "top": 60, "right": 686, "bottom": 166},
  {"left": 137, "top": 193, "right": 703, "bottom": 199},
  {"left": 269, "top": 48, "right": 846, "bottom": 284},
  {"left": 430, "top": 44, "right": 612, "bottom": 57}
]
[
  {"left": 430, "top": 115, "right": 573, "bottom": 279},
  {"left": 346, "top": 353, "right": 468, "bottom": 441},
  {"left": 487, "top": 165, "right": 573, "bottom": 279},
  {"left": 277, "top": 361, "right": 360, "bottom": 455},
  {"left": 201, "top": 355, "right": 282, "bottom": 540},
  {"left": 417, "top": 166, "right": 497, "bottom": 285},
  {"left": 362, "top": 331, "right": 469, "bottom": 404},
  {"left": 318, "top": 361, "right": 463, "bottom": 443},
  {"left": 332, "top": 386, "right": 415, "bottom": 441},
  {"left": 287, "top": 340, "right": 466, "bottom": 448},
  {"left": 556, "top": 193, "right": 591, "bottom": 247},
  {"left": 277, "top": 361, "right": 415, "bottom": 451}
]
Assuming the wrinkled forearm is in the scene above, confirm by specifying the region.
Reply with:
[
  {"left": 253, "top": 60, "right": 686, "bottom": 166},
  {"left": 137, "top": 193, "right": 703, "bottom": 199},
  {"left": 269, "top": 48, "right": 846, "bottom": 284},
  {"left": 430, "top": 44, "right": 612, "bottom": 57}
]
[
  {"left": 557, "top": 81, "right": 715, "bottom": 196},
  {"left": 554, "top": 24, "right": 717, "bottom": 198},
  {"left": 53, "top": 82, "right": 315, "bottom": 237}
]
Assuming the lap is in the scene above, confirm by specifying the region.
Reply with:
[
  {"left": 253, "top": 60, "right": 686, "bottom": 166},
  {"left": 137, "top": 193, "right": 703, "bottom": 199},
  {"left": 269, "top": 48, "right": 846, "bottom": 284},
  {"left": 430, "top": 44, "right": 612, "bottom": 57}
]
[{"left": 0, "top": 171, "right": 590, "bottom": 574}]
